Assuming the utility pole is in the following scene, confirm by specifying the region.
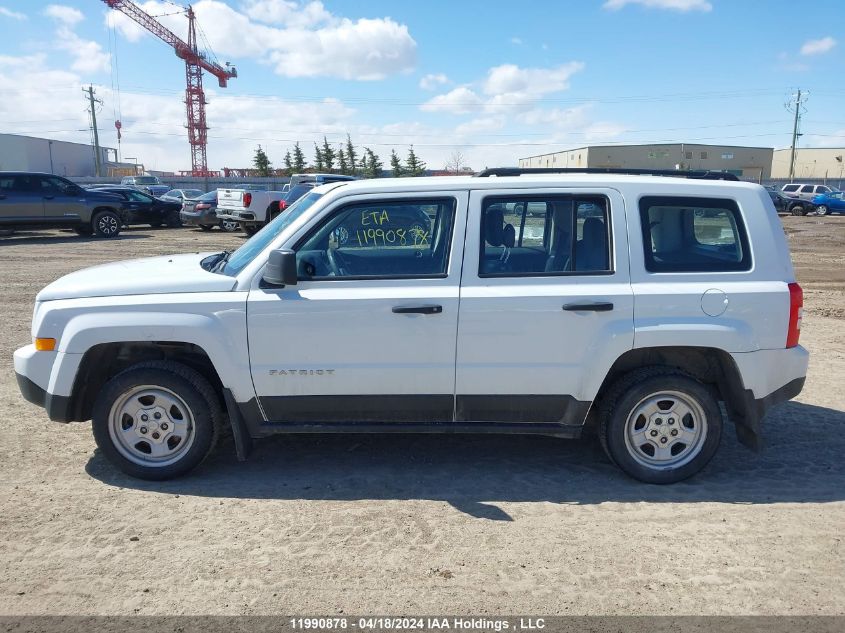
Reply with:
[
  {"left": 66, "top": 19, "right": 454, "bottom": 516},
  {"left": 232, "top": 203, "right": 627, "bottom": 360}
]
[
  {"left": 84, "top": 85, "right": 103, "bottom": 178},
  {"left": 786, "top": 89, "right": 808, "bottom": 182}
]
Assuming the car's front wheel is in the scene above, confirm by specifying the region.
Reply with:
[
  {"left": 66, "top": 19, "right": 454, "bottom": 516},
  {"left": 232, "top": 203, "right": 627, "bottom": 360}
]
[
  {"left": 598, "top": 368, "right": 722, "bottom": 484},
  {"left": 91, "top": 361, "right": 222, "bottom": 480},
  {"left": 92, "top": 210, "right": 122, "bottom": 237},
  {"left": 816, "top": 205, "right": 829, "bottom": 216}
]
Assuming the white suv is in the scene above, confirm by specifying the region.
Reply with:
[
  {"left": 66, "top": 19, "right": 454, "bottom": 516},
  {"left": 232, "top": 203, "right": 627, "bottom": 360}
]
[{"left": 14, "top": 169, "right": 808, "bottom": 484}]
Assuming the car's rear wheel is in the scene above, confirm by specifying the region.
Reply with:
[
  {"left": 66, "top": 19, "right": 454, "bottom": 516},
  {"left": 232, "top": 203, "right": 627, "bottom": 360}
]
[
  {"left": 91, "top": 361, "right": 222, "bottom": 480},
  {"left": 149, "top": 221, "right": 163, "bottom": 228},
  {"left": 241, "top": 223, "right": 260, "bottom": 236},
  {"left": 598, "top": 368, "right": 722, "bottom": 484},
  {"left": 219, "top": 219, "right": 239, "bottom": 232},
  {"left": 92, "top": 210, "right": 122, "bottom": 238},
  {"left": 817, "top": 205, "right": 829, "bottom": 216},
  {"left": 199, "top": 224, "right": 214, "bottom": 231},
  {"left": 165, "top": 210, "right": 182, "bottom": 227},
  {"left": 791, "top": 204, "right": 806, "bottom": 216}
]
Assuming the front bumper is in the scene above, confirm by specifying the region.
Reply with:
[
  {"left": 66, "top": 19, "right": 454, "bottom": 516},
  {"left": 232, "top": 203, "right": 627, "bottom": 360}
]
[{"left": 15, "top": 372, "right": 73, "bottom": 422}]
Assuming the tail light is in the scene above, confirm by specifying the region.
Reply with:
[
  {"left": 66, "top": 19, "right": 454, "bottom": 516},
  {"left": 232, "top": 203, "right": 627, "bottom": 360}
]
[
  {"left": 278, "top": 200, "right": 287, "bottom": 211},
  {"left": 243, "top": 192, "right": 252, "bottom": 207},
  {"left": 196, "top": 203, "right": 211, "bottom": 210},
  {"left": 786, "top": 282, "right": 803, "bottom": 348}
]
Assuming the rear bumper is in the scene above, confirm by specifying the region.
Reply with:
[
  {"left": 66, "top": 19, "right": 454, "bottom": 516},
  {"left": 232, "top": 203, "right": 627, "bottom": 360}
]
[
  {"left": 729, "top": 346, "right": 808, "bottom": 449},
  {"left": 216, "top": 208, "right": 257, "bottom": 223},
  {"left": 181, "top": 209, "right": 217, "bottom": 226}
]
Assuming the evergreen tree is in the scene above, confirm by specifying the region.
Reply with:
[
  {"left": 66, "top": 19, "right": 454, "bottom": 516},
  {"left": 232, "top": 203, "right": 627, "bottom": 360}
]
[
  {"left": 337, "top": 148, "right": 348, "bottom": 175},
  {"left": 364, "top": 147, "right": 383, "bottom": 178},
  {"left": 283, "top": 150, "right": 292, "bottom": 175},
  {"left": 405, "top": 145, "right": 426, "bottom": 177},
  {"left": 253, "top": 145, "right": 272, "bottom": 177},
  {"left": 313, "top": 142, "right": 324, "bottom": 171},
  {"left": 389, "top": 149, "right": 404, "bottom": 177},
  {"left": 345, "top": 134, "right": 357, "bottom": 176},
  {"left": 292, "top": 142, "right": 306, "bottom": 172},
  {"left": 321, "top": 136, "right": 335, "bottom": 172}
]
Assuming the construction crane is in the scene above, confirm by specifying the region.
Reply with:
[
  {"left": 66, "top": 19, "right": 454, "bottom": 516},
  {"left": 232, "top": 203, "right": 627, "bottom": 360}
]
[{"left": 101, "top": 1, "right": 237, "bottom": 176}]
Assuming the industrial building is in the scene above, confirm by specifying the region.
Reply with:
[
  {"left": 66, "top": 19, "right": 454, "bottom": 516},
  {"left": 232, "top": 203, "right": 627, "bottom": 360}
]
[
  {"left": 519, "top": 143, "right": 774, "bottom": 181},
  {"left": 771, "top": 147, "right": 845, "bottom": 181},
  {"left": 0, "top": 133, "right": 137, "bottom": 177}
]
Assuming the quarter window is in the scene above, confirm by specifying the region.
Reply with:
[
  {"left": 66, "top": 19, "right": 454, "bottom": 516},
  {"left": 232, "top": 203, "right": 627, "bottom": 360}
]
[
  {"left": 479, "top": 196, "right": 611, "bottom": 277},
  {"left": 295, "top": 199, "right": 456, "bottom": 279},
  {"left": 639, "top": 196, "right": 751, "bottom": 273},
  {"left": 782, "top": 185, "right": 799, "bottom": 192}
]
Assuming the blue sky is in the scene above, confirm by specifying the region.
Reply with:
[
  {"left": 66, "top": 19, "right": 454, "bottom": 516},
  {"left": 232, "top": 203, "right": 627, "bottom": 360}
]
[{"left": 0, "top": 0, "right": 842, "bottom": 172}]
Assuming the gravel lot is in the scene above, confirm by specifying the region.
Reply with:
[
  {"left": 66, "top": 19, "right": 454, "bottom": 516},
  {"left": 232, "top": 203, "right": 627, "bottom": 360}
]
[{"left": 0, "top": 216, "right": 843, "bottom": 615}]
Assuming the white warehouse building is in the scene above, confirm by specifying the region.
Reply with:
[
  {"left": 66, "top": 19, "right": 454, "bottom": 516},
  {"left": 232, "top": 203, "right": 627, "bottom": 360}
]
[
  {"left": 519, "top": 143, "right": 774, "bottom": 181},
  {"left": 0, "top": 133, "right": 118, "bottom": 177}
]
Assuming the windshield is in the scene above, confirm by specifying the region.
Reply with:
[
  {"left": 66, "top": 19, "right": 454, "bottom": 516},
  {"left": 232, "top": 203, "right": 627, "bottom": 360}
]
[
  {"left": 198, "top": 190, "right": 217, "bottom": 201},
  {"left": 135, "top": 176, "right": 161, "bottom": 185},
  {"left": 221, "top": 191, "right": 324, "bottom": 277}
]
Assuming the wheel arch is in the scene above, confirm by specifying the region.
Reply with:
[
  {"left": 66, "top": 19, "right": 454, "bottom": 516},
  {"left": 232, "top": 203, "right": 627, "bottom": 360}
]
[{"left": 591, "top": 346, "right": 748, "bottom": 441}]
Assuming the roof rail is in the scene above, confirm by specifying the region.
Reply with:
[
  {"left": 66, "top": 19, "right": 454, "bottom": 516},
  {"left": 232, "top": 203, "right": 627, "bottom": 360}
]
[{"left": 474, "top": 167, "right": 741, "bottom": 181}]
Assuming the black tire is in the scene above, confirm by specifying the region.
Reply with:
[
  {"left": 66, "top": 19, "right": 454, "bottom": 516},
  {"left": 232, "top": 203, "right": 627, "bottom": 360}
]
[
  {"left": 791, "top": 204, "right": 806, "bottom": 216},
  {"left": 199, "top": 224, "right": 214, "bottom": 232},
  {"left": 92, "top": 210, "right": 122, "bottom": 238},
  {"left": 817, "top": 205, "right": 829, "bottom": 216},
  {"left": 74, "top": 226, "right": 94, "bottom": 236},
  {"left": 241, "top": 223, "right": 260, "bottom": 236},
  {"left": 91, "top": 361, "right": 223, "bottom": 480},
  {"left": 597, "top": 367, "right": 723, "bottom": 484},
  {"left": 149, "top": 221, "right": 163, "bottom": 228}
]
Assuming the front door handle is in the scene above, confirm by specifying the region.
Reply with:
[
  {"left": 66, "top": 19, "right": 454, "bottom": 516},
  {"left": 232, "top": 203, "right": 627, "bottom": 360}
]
[
  {"left": 392, "top": 305, "right": 443, "bottom": 315},
  {"left": 563, "top": 301, "right": 614, "bottom": 312}
]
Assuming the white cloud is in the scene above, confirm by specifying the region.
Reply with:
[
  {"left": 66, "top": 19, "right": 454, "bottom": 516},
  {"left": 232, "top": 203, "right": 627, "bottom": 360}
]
[
  {"left": 483, "top": 62, "right": 584, "bottom": 97},
  {"left": 43, "top": 4, "right": 84, "bottom": 25},
  {"left": 106, "top": 0, "right": 416, "bottom": 81},
  {"left": 419, "top": 73, "right": 449, "bottom": 90},
  {"left": 584, "top": 122, "right": 628, "bottom": 142},
  {"left": 243, "top": 0, "right": 330, "bottom": 28},
  {"left": 510, "top": 37, "right": 522, "bottom": 45},
  {"left": 800, "top": 36, "right": 837, "bottom": 56},
  {"left": 603, "top": 0, "right": 712, "bottom": 11},
  {"left": 455, "top": 116, "right": 506, "bottom": 136},
  {"left": 56, "top": 26, "right": 111, "bottom": 74},
  {"left": 420, "top": 86, "right": 484, "bottom": 115},
  {"left": 0, "top": 6, "right": 27, "bottom": 20}
]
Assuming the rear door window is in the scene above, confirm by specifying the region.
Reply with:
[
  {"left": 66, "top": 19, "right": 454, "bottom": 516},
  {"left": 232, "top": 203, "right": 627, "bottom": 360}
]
[
  {"left": 800, "top": 185, "right": 815, "bottom": 193},
  {"left": 639, "top": 196, "right": 750, "bottom": 272},
  {"left": 479, "top": 195, "right": 611, "bottom": 276}
]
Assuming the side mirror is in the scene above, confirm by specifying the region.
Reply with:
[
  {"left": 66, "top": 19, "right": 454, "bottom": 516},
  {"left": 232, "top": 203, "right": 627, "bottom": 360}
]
[{"left": 263, "top": 249, "right": 298, "bottom": 286}]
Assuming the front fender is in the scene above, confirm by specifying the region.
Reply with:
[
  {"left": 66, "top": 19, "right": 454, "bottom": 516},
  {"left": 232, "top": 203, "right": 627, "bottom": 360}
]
[{"left": 41, "top": 294, "right": 254, "bottom": 403}]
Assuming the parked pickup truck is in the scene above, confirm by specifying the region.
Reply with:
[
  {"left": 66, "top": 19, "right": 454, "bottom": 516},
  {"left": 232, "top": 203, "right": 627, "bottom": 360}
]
[
  {"left": 215, "top": 184, "right": 287, "bottom": 236},
  {"left": 217, "top": 175, "right": 356, "bottom": 236}
]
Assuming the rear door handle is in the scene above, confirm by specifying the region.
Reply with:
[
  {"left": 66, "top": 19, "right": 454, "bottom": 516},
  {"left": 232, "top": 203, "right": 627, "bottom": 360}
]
[
  {"left": 392, "top": 305, "right": 443, "bottom": 315},
  {"left": 563, "top": 301, "right": 614, "bottom": 312}
]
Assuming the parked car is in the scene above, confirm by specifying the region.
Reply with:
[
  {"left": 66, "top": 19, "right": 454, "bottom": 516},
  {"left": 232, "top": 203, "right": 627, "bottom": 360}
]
[
  {"left": 120, "top": 175, "right": 170, "bottom": 197},
  {"left": 161, "top": 189, "right": 204, "bottom": 203},
  {"left": 88, "top": 186, "right": 182, "bottom": 228},
  {"left": 780, "top": 183, "right": 838, "bottom": 201},
  {"left": 15, "top": 168, "right": 807, "bottom": 484},
  {"left": 0, "top": 172, "right": 126, "bottom": 237},
  {"left": 811, "top": 190, "right": 845, "bottom": 216},
  {"left": 764, "top": 186, "right": 794, "bottom": 213},
  {"left": 180, "top": 191, "right": 239, "bottom": 232},
  {"left": 217, "top": 174, "right": 356, "bottom": 236}
]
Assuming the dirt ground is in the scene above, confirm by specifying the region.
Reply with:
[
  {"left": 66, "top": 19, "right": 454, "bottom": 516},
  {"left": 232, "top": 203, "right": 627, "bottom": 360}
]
[{"left": 0, "top": 216, "right": 842, "bottom": 616}]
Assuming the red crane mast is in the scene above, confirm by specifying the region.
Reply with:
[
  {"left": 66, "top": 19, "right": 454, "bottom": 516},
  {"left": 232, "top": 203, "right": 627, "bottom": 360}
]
[{"left": 102, "top": 1, "right": 237, "bottom": 176}]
